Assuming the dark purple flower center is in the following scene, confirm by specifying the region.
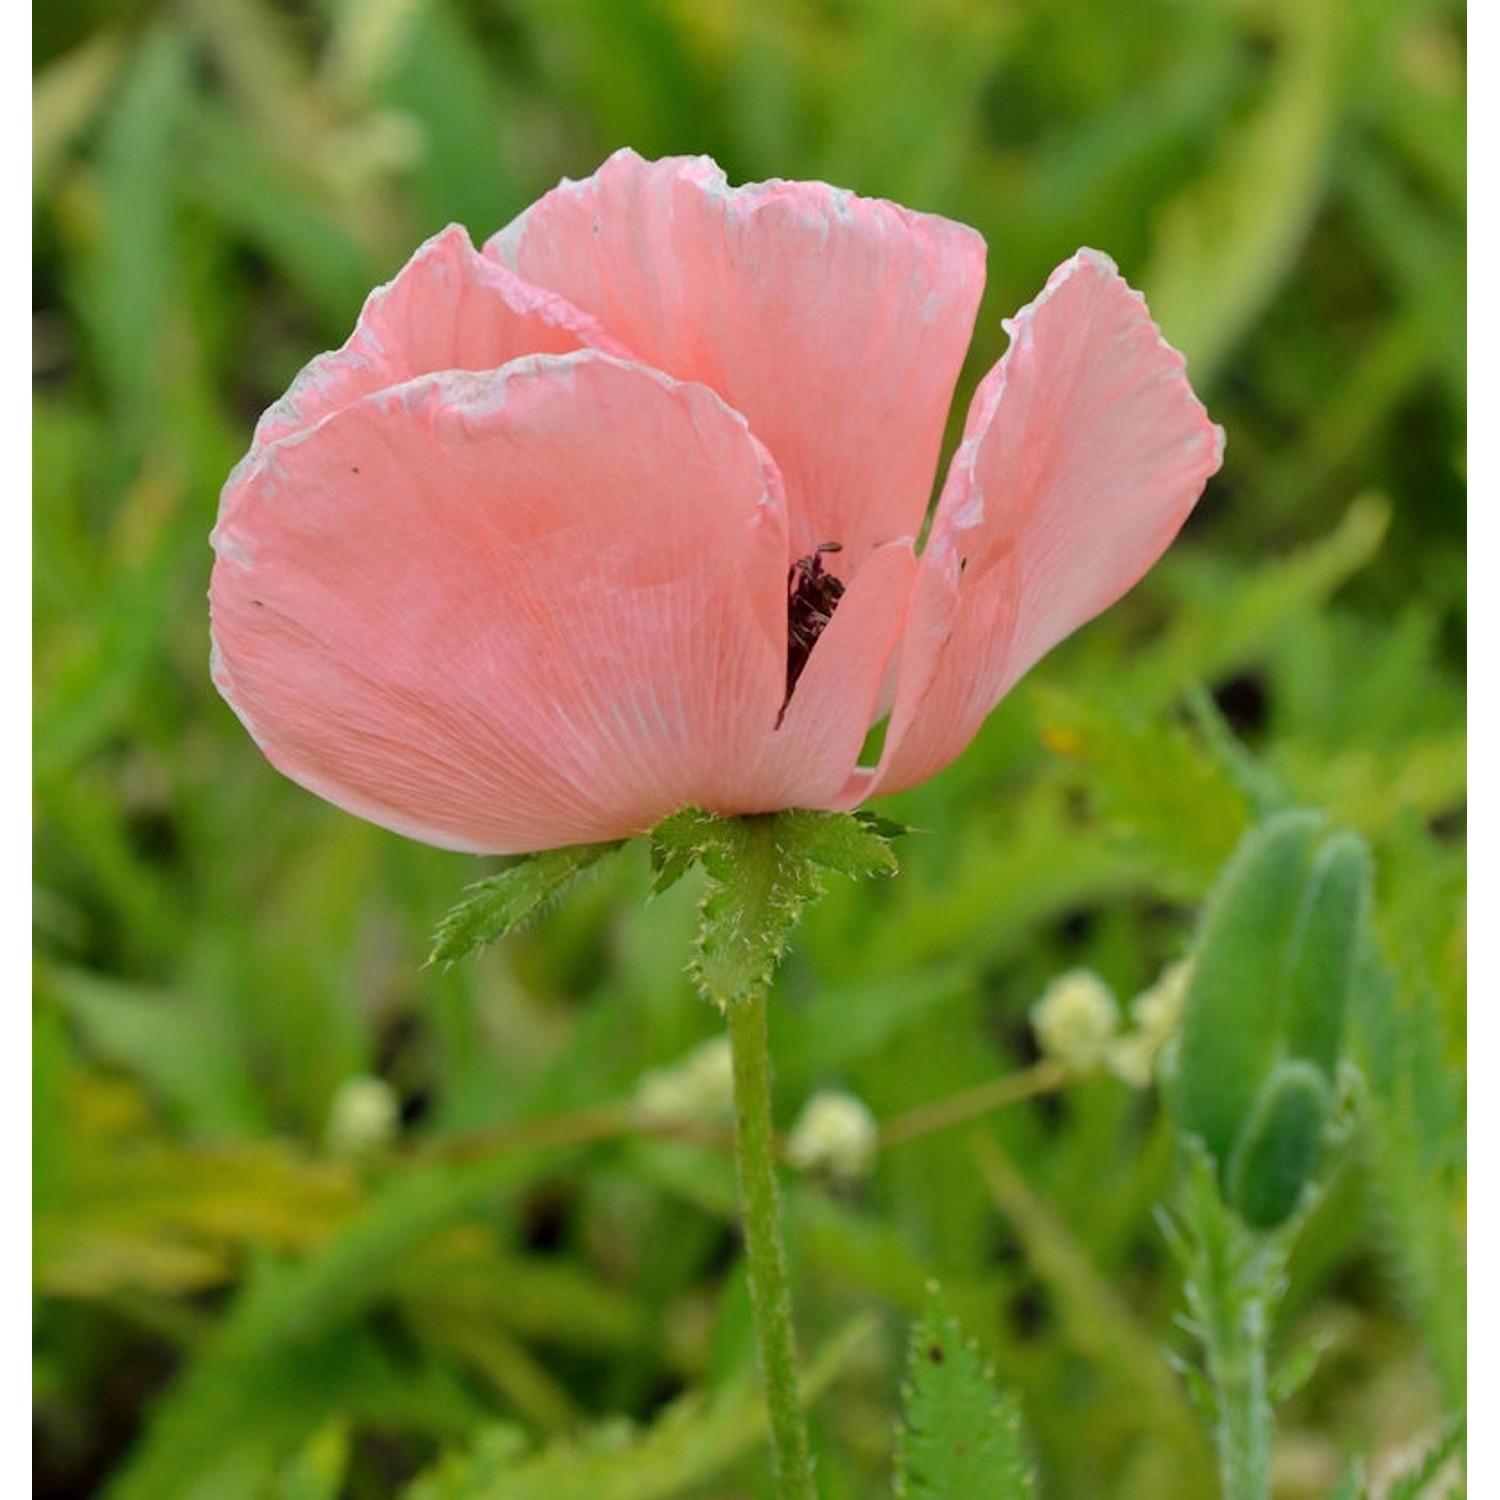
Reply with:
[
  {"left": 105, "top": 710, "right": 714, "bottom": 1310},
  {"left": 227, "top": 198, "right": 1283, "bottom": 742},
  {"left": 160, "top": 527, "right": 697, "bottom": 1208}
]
[{"left": 779, "top": 542, "right": 845, "bottom": 725}]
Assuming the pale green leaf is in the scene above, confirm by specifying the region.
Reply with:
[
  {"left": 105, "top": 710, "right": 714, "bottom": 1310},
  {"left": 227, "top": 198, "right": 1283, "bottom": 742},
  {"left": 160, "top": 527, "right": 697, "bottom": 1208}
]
[
  {"left": 429, "top": 842, "right": 623, "bottom": 964},
  {"left": 895, "top": 1289, "right": 1035, "bottom": 1500}
]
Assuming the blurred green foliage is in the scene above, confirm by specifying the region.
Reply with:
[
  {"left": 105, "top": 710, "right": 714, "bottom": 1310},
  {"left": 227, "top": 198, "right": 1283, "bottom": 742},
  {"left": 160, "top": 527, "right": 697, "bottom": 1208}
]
[{"left": 34, "top": 0, "right": 1463, "bottom": 1496}]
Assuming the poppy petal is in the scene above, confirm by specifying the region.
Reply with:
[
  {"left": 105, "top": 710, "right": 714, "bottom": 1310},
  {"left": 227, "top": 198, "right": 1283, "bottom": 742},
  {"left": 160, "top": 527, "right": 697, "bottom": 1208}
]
[
  {"left": 746, "top": 539, "right": 919, "bottom": 809},
  {"left": 861, "top": 249, "right": 1224, "bottom": 798},
  {"left": 211, "top": 353, "right": 790, "bottom": 853},
  {"left": 487, "top": 149, "right": 986, "bottom": 571},
  {"left": 251, "top": 225, "right": 626, "bottom": 451}
]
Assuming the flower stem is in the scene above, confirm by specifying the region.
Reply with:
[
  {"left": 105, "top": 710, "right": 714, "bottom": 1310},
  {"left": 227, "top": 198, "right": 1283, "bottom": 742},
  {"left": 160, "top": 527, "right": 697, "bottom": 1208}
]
[
  {"left": 726, "top": 985, "right": 817, "bottom": 1500},
  {"left": 1199, "top": 1226, "right": 1275, "bottom": 1500},
  {"left": 1168, "top": 1151, "right": 1282, "bottom": 1500}
]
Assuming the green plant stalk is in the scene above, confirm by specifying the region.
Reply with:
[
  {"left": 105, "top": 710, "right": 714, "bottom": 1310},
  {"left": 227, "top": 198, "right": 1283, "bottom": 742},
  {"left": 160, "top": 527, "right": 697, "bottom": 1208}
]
[
  {"left": 727, "top": 984, "right": 817, "bottom": 1500},
  {"left": 1202, "top": 1254, "right": 1272, "bottom": 1500},
  {"left": 1175, "top": 1160, "right": 1282, "bottom": 1500}
]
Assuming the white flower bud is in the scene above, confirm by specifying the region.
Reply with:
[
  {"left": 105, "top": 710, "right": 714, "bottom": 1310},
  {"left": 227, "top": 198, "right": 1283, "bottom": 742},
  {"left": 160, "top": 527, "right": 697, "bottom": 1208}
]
[
  {"left": 786, "top": 1091, "right": 879, "bottom": 1181},
  {"left": 1108, "top": 958, "right": 1194, "bottom": 1088},
  {"left": 325, "top": 1073, "right": 400, "bottom": 1157},
  {"left": 1132, "top": 957, "right": 1192, "bottom": 1037},
  {"left": 1030, "top": 968, "right": 1120, "bottom": 1072},
  {"left": 634, "top": 1037, "right": 734, "bottom": 1127}
]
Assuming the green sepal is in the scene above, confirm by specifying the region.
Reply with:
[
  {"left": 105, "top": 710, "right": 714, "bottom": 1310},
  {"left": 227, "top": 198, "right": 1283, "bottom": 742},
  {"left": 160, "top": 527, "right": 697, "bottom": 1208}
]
[
  {"left": 1227, "top": 1059, "right": 1330, "bottom": 1231},
  {"left": 647, "top": 808, "right": 899, "bottom": 1008},
  {"left": 894, "top": 1287, "right": 1035, "bottom": 1500},
  {"left": 428, "top": 842, "right": 623, "bottom": 965},
  {"left": 849, "top": 809, "right": 914, "bottom": 843},
  {"left": 1170, "top": 810, "right": 1324, "bottom": 1171},
  {"left": 1281, "top": 831, "right": 1372, "bottom": 1078}
]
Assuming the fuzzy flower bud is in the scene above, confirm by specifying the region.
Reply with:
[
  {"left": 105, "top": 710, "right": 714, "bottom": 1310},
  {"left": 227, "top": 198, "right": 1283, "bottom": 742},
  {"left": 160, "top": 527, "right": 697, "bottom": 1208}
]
[
  {"left": 325, "top": 1073, "right": 401, "bottom": 1157},
  {"left": 1109, "top": 958, "right": 1193, "bottom": 1088},
  {"left": 1030, "top": 968, "right": 1120, "bottom": 1072},
  {"left": 634, "top": 1037, "right": 735, "bottom": 1128},
  {"left": 786, "top": 1090, "right": 879, "bottom": 1181}
]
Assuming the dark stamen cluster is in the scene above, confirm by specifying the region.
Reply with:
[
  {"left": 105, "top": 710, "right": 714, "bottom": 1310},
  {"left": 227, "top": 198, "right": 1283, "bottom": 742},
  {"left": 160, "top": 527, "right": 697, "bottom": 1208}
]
[{"left": 779, "top": 542, "right": 845, "bottom": 725}]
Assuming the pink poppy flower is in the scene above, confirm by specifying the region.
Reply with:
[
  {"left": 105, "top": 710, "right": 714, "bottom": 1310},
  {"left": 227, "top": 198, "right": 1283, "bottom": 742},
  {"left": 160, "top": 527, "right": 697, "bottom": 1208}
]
[{"left": 210, "top": 150, "right": 1223, "bottom": 854}]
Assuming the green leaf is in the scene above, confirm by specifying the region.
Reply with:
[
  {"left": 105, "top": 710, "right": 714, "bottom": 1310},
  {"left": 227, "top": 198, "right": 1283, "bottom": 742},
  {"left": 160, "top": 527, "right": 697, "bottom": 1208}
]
[
  {"left": 1032, "top": 681, "right": 1251, "bottom": 893},
  {"left": 103, "top": 1149, "right": 588, "bottom": 1499},
  {"left": 402, "top": 1314, "right": 875, "bottom": 1500},
  {"left": 894, "top": 1289, "right": 1035, "bottom": 1500},
  {"left": 1328, "top": 1461, "right": 1369, "bottom": 1500},
  {"left": 1133, "top": 495, "right": 1391, "bottom": 708},
  {"left": 1356, "top": 952, "right": 1467, "bottom": 1407},
  {"left": 648, "top": 809, "right": 898, "bottom": 1008},
  {"left": 1226, "top": 1059, "right": 1330, "bottom": 1231},
  {"left": 793, "top": 808, "right": 901, "bottom": 881},
  {"left": 1267, "top": 1330, "right": 1330, "bottom": 1404},
  {"left": 648, "top": 807, "right": 723, "bottom": 896},
  {"left": 1160, "top": 1144, "right": 1286, "bottom": 1499},
  {"left": 1384, "top": 1416, "right": 1465, "bottom": 1500},
  {"left": 429, "top": 842, "right": 623, "bottom": 964},
  {"left": 47, "top": 966, "right": 268, "bottom": 1136},
  {"left": 1141, "top": 0, "right": 1342, "bottom": 382},
  {"left": 379, "top": 0, "right": 520, "bottom": 233},
  {"left": 73, "top": 23, "right": 191, "bottom": 435},
  {"left": 271, "top": 1421, "right": 350, "bottom": 1500},
  {"left": 33, "top": 28, "right": 127, "bottom": 195}
]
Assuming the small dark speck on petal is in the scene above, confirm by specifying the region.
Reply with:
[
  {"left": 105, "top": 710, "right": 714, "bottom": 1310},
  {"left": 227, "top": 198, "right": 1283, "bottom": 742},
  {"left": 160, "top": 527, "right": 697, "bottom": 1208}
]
[{"left": 350, "top": 465, "right": 361, "bottom": 474}]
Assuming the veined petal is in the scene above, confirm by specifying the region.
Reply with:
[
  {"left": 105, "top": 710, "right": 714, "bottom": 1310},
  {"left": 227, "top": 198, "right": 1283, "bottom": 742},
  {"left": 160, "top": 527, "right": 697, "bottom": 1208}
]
[
  {"left": 211, "top": 353, "right": 789, "bottom": 853},
  {"left": 251, "top": 225, "right": 627, "bottom": 450},
  {"left": 486, "top": 149, "right": 986, "bottom": 572},
  {"left": 861, "top": 249, "right": 1224, "bottom": 798}
]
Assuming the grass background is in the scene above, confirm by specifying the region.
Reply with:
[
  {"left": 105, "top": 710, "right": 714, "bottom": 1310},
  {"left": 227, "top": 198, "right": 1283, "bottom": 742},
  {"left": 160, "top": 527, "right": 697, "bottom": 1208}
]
[{"left": 33, "top": 1, "right": 1465, "bottom": 1496}]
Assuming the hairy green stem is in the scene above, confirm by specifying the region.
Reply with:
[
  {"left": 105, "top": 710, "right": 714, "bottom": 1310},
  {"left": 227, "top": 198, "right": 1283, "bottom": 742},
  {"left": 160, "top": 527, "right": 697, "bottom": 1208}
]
[
  {"left": 1201, "top": 1237, "right": 1274, "bottom": 1500},
  {"left": 1172, "top": 1156, "right": 1280, "bottom": 1500},
  {"left": 727, "top": 985, "right": 817, "bottom": 1500}
]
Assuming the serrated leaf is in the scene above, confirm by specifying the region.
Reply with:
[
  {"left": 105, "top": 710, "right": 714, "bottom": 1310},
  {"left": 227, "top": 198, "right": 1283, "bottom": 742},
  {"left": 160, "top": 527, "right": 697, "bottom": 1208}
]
[
  {"left": 851, "top": 809, "right": 914, "bottom": 842},
  {"left": 788, "top": 808, "right": 900, "bottom": 881},
  {"left": 429, "top": 842, "right": 623, "bottom": 964},
  {"left": 1267, "top": 1331, "right": 1330, "bottom": 1404},
  {"left": 648, "top": 809, "right": 899, "bottom": 1007},
  {"left": 1385, "top": 1416, "right": 1465, "bottom": 1500},
  {"left": 895, "top": 1290, "right": 1035, "bottom": 1500},
  {"left": 648, "top": 807, "right": 723, "bottom": 895}
]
